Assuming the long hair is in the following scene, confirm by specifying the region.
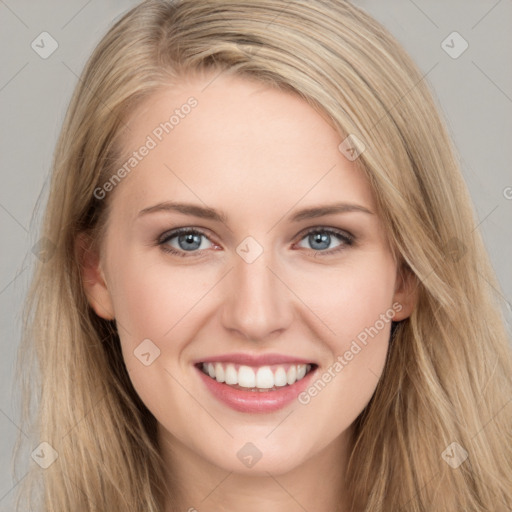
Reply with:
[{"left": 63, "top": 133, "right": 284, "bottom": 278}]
[{"left": 15, "top": 1, "right": 512, "bottom": 510}]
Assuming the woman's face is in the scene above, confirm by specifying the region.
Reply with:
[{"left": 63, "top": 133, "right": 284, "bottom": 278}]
[{"left": 82, "top": 71, "right": 414, "bottom": 476}]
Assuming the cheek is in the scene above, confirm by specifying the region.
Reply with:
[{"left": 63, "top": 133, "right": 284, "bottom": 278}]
[
  {"left": 292, "top": 254, "right": 396, "bottom": 414},
  {"left": 102, "top": 241, "right": 397, "bottom": 472},
  {"left": 108, "top": 252, "right": 213, "bottom": 344},
  {"left": 106, "top": 254, "right": 212, "bottom": 422},
  {"left": 291, "top": 252, "right": 397, "bottom": 343}
]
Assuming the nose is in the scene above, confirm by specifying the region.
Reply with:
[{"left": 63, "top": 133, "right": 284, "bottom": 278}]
[{"left": 220, "top": 245, "right": 294, "bottom": 342}]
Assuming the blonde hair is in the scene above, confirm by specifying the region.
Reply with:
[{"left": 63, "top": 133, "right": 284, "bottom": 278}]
[{"left": 15, "top": 0, "right": 512, "bottom": 510}]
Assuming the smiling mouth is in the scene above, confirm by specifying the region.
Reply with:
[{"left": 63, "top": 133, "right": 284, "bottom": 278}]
[{"left": 196, "top": 362, "right": 317, "bottom": 392}]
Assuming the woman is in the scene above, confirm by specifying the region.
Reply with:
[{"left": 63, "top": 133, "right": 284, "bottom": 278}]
[{"left": 16, "top": 0, "right": 512, "bottom": 510}]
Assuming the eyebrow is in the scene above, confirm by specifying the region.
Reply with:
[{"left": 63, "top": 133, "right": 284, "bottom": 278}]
[{"left": 137, "top": 201, "right": 374, "bottom": 223}]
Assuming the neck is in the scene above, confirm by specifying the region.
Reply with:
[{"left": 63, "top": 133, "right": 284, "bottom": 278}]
[{"left": 158, "top": 425, "right": 353, "bottom": 512}]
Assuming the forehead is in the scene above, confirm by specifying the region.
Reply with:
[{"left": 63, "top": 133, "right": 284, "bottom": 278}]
[
  {"left": 123, "top": 71, "right": 337, "bottom": 151},
  {"left": 109, "top": 71, "right": 375, "bottom": 223}
]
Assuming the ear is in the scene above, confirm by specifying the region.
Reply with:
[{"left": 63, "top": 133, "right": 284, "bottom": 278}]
[
  {"left": 392, "top": 264, "right": 418, "bottom": 321},
  {"left": 75, "top": 232, "right": 115, "bottom": 320}
]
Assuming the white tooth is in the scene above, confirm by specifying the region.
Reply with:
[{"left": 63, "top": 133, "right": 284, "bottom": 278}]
[
  {"left": 207, "top": 363, "right": 215, "bottom": 378},
  {"left": 286, "top": 365, "right": 297, "bottom": 385},
  {"left": 256, "top": 366, "right": 275, "bottom": 388},
  {"left": 215, "top": 363, "right": 225, "bottom": 383},
  {"left": 238, "top": 365, "right": 256, "bottom": 388},
  {"left": 225, "top": 364, "right": 238, "bottom": 385},
  {"left": 202, "top": 363, "right": 208, "bottom": 374},
  {"left": 296, "top": 364, "right": 307, "bottom": 380},
  {"left": 274, "top": 366, "right": 287, "bottom": 387}
]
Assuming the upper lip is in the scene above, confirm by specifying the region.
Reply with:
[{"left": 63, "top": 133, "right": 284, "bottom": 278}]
[{"left": 195, "top": 353, "right": 316, "bottom": 366}]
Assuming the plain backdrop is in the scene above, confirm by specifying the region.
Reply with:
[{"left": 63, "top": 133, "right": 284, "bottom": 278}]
[{"left": 0, "top": 1, "right": 511, "bottom": 509}]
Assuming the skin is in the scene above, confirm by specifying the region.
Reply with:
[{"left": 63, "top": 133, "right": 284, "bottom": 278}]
[{"left": 80, "top": 70, "right": 416, "bottom": 512}]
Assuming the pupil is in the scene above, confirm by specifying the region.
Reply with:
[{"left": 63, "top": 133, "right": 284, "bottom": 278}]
[
  {"left": 311, "top": 232, "right": 330, "bottom": 250},
  {"left": 179, "top": 233, "right": 201, "bottom": 251}
]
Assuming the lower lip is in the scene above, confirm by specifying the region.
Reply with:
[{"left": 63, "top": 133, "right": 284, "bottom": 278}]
[{"left": 195, "top": 365, "right": 317, "bottom": 413}]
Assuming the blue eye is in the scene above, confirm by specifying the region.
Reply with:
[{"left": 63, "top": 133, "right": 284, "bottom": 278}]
[
  {"left": 158, "top": 228, "right": 213, "bottom": 256},
  {"left": 157, "top": 226, "right": 354, "bottom": 257},
  {"left": 296, "top": 228, "right": 353, "bottom": 254}
]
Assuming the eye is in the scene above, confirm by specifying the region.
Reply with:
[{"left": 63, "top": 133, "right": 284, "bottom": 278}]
[
  {"left": 295, "top": 227, "right": 354, "bottom": 255},
  {"left": 156, "top": 226, "right": 354, "bottom": 258},
  {"left": 158, "top": 228, "right": 214, "bottom": 257}
]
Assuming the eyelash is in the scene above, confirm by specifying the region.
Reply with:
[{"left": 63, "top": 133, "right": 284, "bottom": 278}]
[{"left": 156, "top": 226, "right": 355, "bottom": 258}]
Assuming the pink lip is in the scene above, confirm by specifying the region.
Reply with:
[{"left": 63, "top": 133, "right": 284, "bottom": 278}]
[
  {"left": 195, "top": 352, "right": 316, "bottom": 366},
  {"left": 195, "top": 363, "right": 318, "bottom": 414}
]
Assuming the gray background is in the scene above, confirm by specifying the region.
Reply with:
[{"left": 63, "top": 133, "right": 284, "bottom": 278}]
[{"left": 0, "top": 0, "right": 511, "bottom": 508}]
